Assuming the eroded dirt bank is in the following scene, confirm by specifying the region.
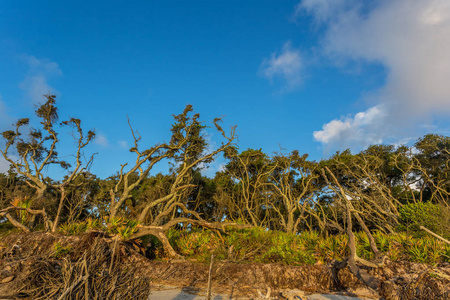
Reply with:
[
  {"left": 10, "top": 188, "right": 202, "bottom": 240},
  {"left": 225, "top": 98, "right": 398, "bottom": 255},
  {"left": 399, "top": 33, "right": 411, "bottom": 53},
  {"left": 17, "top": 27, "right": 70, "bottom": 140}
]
[{"left": 0, "top": 232, "right": 449, "bottom": 299}]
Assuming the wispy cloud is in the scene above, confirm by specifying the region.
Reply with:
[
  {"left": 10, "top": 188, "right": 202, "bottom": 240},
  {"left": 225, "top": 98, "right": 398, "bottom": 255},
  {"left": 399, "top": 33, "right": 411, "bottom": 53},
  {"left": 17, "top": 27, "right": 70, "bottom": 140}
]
[
  {"left": 299, "top": 0, "right": 450, "bottom": 150},
  {"left": 94, "top": 133, "right": 109, "bottom": 147},
  {"left": 19, "top": 55, "right": 62, "bottom": 103},
  {"left": 295, "top": 0, "right": 347, "bottom": 23},
  {"left": 259, "top": 41, "right": 304, "bottom": 91}
]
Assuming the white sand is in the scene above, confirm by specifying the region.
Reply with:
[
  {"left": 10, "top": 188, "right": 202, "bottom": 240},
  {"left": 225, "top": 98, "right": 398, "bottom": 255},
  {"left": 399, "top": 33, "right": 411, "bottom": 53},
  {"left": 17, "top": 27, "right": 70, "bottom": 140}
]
[{"left": 146, "top": 287, "right": 371, "bottom": 300}]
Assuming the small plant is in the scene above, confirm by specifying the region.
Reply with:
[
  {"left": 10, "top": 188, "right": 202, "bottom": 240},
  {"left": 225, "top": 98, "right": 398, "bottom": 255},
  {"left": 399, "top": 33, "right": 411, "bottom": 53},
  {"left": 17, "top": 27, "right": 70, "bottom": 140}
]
[
  {"left": 116, "top": 219, "right": 139, "bottom": 239},
  {"left": 442, "top": 245, "right": 450, "bottom": 262},
  {"left": 53, "top": 242, "right": 73, "bottom": 258},
  {"left": 373, "top": 231, "right": 390, "bottom": 252},
  {"left": 300, "top": 231, "right": 319, "bottom": 252},
  {"left": 60, "top": 221, "right": 88, "bottom": 235},
  {"left": 86, "top": 218, "right": 101, "bottom": 230},
  {"left": 316, "top": 235, "right": 348, "bottom": 262},
  {"left": 355, "top": 232, "right": 374, "bottom": 260},
  {"left": 408, "top": 242, "right": 428, "bottom": 263}
]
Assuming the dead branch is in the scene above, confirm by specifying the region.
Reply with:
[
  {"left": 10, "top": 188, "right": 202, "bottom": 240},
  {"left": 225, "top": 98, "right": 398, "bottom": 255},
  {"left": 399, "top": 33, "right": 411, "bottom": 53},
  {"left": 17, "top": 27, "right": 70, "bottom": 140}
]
[{"left": 420, "top": 226, "right": 450, "bottom": 245}]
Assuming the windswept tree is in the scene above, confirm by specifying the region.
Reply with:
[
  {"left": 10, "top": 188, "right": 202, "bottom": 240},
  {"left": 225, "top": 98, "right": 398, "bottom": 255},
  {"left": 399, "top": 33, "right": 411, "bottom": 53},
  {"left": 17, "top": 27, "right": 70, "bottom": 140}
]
[
  {"left": 412, "top": 134, "right": 450, "bottom": 205},
  {"left": 269, "top": 150, "right": 320, "bottom": 234},
  {"left": 137, "top": 106, "right": 236, "bottom": 223},
  {"left": 318, "top": 148, "right": 404, "bottom": 234},
  {"left": 108, "top": 105, "right": 236, "bottom": 221},
  {"left": 0, "top": 94, "right": 95, "bottom": 232},
  {"left": 219, "top": 148, "right": 276, "bottom": 227},
  {"left": 106, "top": 105, "right": 242, "bottom": 257}
]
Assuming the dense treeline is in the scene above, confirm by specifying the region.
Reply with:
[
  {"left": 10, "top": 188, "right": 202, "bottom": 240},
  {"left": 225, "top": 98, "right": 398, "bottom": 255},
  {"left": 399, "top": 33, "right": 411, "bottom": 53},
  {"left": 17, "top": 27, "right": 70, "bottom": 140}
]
[{"left": 1, "top": 95, "right": 450, "bottom": 264}]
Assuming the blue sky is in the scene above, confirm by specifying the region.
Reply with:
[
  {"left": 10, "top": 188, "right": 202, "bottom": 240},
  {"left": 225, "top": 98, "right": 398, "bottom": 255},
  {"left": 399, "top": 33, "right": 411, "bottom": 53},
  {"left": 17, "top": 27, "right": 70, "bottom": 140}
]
[{"left": 1, "top": 1, "right": 450, "bottom": 179}]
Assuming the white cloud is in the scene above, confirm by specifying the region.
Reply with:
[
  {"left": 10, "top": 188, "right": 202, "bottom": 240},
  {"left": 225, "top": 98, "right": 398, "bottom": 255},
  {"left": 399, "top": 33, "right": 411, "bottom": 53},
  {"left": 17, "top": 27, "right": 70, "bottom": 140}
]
[
  {"left": 299, "top": 0, "right": 450, "bottom": 150},
  {"left": 19, "top": 55, "right": 62, "bottom": 103},
  {"left": 313, "top": 105, "right": 386, "bottom": 151},
  {"left": 260, "top": 42, "right": 304, "bottom": 91},
  {"left": 94, "top": 133, "right": 109, "bottom": 147}
]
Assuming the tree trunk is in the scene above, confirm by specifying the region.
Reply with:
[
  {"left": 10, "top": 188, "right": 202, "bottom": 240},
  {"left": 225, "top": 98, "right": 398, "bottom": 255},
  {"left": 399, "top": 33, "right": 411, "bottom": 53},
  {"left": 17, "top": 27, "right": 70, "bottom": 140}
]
[
  {"left": 286, "top": 211, "right": 295, "bottom": 234},
  {"left": 52, "top": 187, "right": 66, "bottom": 233}
]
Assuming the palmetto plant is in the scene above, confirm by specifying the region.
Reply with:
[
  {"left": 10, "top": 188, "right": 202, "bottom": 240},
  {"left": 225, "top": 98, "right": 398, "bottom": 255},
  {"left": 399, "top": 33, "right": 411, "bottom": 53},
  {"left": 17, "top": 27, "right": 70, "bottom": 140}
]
[
  {"left": 373, "top": 231, "right": 390, "bottom": 253},
  {"left": 10, "top": 196, "right": 32, "bottom": 224},
  {"left": 103, "top": 216, "right": 126, "bottom": 234},
  {"left": 116, "top": 225, "right": 137, "bottom": 239},
  {"left": 316, "top": 235, "right": 348, "bottom": 262},
  {"left": 355, "top": 232, "right": 375, "bottom": 260},
  {"left": 85, "top": 217, "right": 101, "bottom": 230},
  {"left": 300, "top": 230, "right": 320, "bottom": 252},
  {"left": 442, "top": 245, "right": 450, "bottom": 262},
  {"left": 407, "top": 239, "right": 429, "bottom": 263},
  {"left": 423, "top": 237, "right": 445, "bottom": 264},
  {"left": 60, "top": 222, "right": 88, "bottom": 235}
]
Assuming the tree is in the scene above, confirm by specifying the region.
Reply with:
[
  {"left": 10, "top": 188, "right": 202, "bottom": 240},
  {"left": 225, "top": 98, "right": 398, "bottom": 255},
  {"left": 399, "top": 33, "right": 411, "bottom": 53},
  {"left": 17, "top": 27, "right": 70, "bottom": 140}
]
[
  {"left": 107, "top": 105, "right": 240, "bottom": 257},
  {"left": 136, "top": 106, "right": 236, "bottom": 223},
  {"left": 321, "top": 166, "right": 385, "bottom": 291},
  {"left": 220, "top": 148, "right": 275, "bottom": 227},
  {"left": 0, "top": 94, "right": 95, "bottom": 232},
  {"left": 319, "top": 148, "right": 403, "bottom": 233},
  {"left": 269, "top": 150, "right": 319, "bottom": 234},
  {"left": 413, "top": 134, "right": 450, "bottom": 205}
]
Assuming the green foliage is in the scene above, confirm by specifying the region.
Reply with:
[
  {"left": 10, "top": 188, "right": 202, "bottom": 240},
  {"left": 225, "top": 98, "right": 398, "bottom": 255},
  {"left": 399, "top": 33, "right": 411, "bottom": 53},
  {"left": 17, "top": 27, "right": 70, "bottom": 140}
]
[
  {"left": 441, "top": 245, "right": 450, "bottom": 262},
  {"left": 163, "top": 228, "right": 450, "bottom": 265},
  {"left": 171, "top": 227, "right": 322, "bottom": 265},
  {"left": 404, "top": 237, "right": 445, "bottom": 264},
  {"left": 59, "top": 217, "right": 138, "bottom": 239},
  {"left": 398, "top": 202, "right": 446, "bottom": 237},
  {"left": 316, "top": 235, "right": 348, "bottom": 262},
  {"left": 59, "top": 222, "right": 88, "bottom": 235},
  {"left": 355, "top": 232, "right": 375, "bottom": 260},
  {"left": 103, "top": 217, "right": 139, "bottom": 238}
]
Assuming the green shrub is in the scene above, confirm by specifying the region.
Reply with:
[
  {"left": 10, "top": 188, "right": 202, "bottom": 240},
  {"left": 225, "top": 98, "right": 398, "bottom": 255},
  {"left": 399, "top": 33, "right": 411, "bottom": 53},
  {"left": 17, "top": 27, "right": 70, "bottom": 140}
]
[
  {"left": 59, "top": 217, "right": 138, "bottom": 238},
  {"left": 165, "top": 228, "right": 450, "bottom": 265},
  {"left": 397, "top": 202, "right": 448, "bottom": 237}
]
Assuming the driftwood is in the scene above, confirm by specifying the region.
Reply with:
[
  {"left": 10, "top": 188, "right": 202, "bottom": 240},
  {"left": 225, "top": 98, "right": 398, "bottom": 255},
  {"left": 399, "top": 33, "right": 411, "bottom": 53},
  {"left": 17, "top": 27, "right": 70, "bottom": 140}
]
[
  {"left": 420, "top": 226, "right": 450, "bottom": 245},
  {"left": 206, "top": 255, "right": 214, "bottom": 300}
]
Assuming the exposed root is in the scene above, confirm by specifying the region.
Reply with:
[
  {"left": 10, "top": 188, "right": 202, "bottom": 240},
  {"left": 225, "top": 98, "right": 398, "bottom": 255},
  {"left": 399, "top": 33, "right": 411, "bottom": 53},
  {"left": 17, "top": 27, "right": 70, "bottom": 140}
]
[{"left": 7, "top": 233, "right": 151, "bottom": 299}]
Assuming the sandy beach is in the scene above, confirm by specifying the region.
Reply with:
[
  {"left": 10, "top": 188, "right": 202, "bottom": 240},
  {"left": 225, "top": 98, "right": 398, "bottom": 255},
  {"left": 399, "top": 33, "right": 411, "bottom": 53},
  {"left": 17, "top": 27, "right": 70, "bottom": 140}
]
[{"left": 146, "top": 287, "right": 371, "bottom": 300}]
